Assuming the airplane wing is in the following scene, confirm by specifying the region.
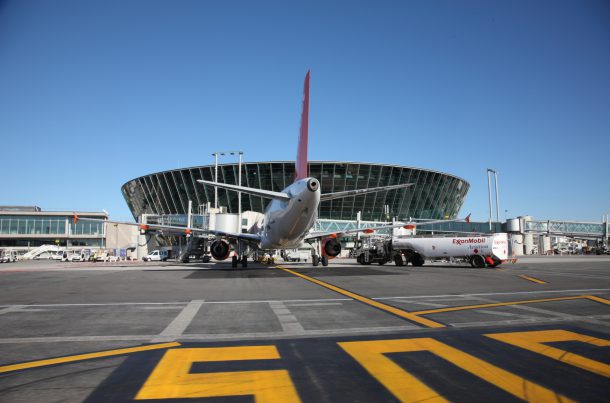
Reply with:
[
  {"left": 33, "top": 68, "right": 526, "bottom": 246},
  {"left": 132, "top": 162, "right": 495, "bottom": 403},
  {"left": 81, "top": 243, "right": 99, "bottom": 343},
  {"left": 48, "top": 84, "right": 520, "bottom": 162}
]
[
  {"left": 304, "top": 214, "right": 471, "bottom": 240},
  {"left": 73, "top": 214, "right": 262, "bottom": 243},
  {"left": 197, "top": 180, "right": 291, "bottom": 202},
  {"left": 320, "top": 183, "right": 413, "bottom": 202}
]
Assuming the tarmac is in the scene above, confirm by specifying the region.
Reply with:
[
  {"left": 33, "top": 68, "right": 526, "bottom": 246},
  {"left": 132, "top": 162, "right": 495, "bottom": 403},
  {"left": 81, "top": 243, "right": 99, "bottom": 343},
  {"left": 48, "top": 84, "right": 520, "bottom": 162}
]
[{"left": 0, "top": 255, "right": 609, "bottom": 402}]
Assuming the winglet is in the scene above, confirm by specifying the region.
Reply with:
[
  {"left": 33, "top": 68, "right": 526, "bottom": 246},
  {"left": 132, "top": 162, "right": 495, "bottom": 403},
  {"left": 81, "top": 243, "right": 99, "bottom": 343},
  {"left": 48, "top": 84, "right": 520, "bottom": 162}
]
[
  {"left": 295, "top": 70, "right": 310, "bottom": 180},
  {"left": 73, "top": 212, "right": 78, "bottom": 224},
  {"left": 465, "top": 213, "right": 471, "bottom": 223}
]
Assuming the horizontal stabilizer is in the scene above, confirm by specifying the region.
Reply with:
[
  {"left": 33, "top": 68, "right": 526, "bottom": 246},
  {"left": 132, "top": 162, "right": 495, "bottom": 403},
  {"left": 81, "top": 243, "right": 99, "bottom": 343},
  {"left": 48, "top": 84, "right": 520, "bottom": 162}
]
[
  {"left": 197, "top": 180, "right": 291, "bottom": 202},
  {"left": 320, "top": 183, "right": 413, "bottom": 202}
]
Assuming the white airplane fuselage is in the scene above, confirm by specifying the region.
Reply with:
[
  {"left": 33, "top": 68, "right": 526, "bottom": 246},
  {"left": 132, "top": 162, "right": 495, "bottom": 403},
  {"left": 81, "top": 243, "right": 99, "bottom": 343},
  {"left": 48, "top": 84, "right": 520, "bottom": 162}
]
[{"left": 258, "top": 177, "right": 320, "bottom": 250}]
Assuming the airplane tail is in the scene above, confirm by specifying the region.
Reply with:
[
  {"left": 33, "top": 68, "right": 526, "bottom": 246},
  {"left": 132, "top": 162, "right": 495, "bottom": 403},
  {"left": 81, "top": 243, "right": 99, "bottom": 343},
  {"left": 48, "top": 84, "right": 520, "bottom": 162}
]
[{"left": 295, "top": 70, "right": 310, "bottom": 180}]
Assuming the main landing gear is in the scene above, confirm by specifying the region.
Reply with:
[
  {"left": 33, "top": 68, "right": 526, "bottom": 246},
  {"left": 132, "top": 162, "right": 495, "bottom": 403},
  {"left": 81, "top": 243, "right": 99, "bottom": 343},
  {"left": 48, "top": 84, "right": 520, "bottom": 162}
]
[
  {"left": 311, "top": 254, "right": 329, "bottom": 267},
  {"left": 231, "top": 255, "right": 248, "bottom": 268}
]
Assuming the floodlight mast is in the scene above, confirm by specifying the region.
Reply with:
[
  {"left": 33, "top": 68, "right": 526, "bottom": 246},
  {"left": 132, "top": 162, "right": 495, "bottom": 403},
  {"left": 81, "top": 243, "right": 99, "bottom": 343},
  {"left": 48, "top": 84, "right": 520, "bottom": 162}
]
[
  {"left": 212, "top": 150, "right": 244, "bottom": 227},
  {"left": 487, "top": 168, "right": 500, "bottom": 231}
]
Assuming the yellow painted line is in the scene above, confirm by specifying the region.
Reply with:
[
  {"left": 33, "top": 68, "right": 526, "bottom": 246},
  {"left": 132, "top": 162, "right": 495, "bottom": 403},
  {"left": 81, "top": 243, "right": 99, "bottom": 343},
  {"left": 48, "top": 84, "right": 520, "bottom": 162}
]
[
  {"left": 486, "top": 330, "right": 610, "bottom": 379},
  {"left": 0, "top": 342, "right": 180, "bottom": 374},
  {"left": 586, "top": 295, "right": 610, "bottom": 306},
  {"left": 411, "top": 295, "right": 587, "bottom": 316},
  {"left": 519, "top": 275, "right": 547, "bottom": 284},
  {"left": 276, "top": 266, "right": 445, "bottom": 328}
]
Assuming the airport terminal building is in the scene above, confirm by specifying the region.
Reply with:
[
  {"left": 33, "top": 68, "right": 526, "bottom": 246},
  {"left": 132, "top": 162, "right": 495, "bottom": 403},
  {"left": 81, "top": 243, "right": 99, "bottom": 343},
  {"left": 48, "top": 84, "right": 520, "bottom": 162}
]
[{"left": 121, "top": 161, "right": 470, "bottom": 222}]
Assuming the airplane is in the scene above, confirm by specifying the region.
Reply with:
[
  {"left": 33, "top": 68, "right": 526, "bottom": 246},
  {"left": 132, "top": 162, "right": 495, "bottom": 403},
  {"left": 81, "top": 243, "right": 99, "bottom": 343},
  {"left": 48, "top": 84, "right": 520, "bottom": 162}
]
[{"left": 75, "top": 71, "right": 469, "bottom": 267}]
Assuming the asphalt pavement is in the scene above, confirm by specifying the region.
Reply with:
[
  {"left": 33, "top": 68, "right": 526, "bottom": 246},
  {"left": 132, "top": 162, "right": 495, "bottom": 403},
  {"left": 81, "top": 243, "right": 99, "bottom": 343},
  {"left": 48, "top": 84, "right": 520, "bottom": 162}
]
[{"left": 1, "top": 256, "right": 609, "bottom": 402}]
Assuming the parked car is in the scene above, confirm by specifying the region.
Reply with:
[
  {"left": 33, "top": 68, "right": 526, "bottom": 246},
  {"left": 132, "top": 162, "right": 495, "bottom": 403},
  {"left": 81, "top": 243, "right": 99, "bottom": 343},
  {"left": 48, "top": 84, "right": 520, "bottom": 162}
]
[{"left": 143, "top": 250, "right": 169, "bottom": 262}]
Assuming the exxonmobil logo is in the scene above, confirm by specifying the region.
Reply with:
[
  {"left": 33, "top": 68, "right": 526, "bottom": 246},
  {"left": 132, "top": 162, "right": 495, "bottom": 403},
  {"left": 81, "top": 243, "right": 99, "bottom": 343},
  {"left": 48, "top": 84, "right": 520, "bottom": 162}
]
[{"left": 453, "top": 238, "right": 486, "bottom": 245}]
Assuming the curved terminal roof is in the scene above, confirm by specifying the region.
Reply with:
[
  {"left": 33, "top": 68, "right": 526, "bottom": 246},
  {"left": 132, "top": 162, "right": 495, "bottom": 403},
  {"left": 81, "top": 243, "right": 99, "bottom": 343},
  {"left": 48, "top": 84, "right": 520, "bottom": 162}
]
[{"left": 122, "top": 161, "right": 469, "bottom": 222}]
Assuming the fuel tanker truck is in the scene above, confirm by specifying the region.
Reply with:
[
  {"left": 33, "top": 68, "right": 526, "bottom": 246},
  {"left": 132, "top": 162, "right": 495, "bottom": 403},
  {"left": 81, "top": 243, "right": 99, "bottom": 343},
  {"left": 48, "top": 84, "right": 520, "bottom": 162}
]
[{"left": 356, "top": 233, "right": 509, "bottom": 268}]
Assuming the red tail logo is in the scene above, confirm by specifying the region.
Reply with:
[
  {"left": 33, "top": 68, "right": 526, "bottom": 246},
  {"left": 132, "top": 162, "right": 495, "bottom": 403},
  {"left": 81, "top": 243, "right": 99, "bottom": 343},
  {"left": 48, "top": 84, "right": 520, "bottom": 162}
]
[{"left": 295, "top": 70, "right": 310, "bottom": 180}]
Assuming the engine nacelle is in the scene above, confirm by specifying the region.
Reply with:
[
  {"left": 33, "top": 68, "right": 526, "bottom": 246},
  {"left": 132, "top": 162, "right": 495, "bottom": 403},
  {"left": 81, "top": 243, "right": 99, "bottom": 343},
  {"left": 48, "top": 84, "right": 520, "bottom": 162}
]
[
  {"left": 323, "top": 238, "right": 342, "bottom": 258},
  {"left": 210, "top": 239, "right": 231, "bottom": 261}
]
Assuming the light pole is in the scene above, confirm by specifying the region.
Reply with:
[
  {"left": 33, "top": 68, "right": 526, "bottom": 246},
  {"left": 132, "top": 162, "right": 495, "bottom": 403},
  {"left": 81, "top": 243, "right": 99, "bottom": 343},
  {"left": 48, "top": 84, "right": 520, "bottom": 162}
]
[
  {"left": 212, "top": 150, "right": 244, "bottom": 226},
  {"left": 487, "top": 168, "right": 500, "bottom": 231},
  {"left": 114, "top": 224, "right": 118, "bottom": 258},
  {"left": 212, "top": 152, "right": 219, "bottom": 209}
]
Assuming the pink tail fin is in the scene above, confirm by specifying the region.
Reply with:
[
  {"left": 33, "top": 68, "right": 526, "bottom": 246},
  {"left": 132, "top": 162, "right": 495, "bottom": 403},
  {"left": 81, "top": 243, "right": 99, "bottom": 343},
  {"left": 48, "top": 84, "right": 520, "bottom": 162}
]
[{"left": 295, "top": 70, "right": 310, "bottom": 180}]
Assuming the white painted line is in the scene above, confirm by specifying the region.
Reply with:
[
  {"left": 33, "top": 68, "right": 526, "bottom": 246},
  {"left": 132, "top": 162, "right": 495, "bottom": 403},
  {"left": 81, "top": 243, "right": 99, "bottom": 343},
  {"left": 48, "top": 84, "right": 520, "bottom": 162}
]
[
  {"left": 0, "top": 298, "right": 351, "bottom": 309},
  {"left": 287, "top": 302, "right": 344, "bottom": 307},
  {"left": 465, "top": 295, "right": 610, "bottom": 327},
  {"left": 476, "top": 310, "right": 541, "bottom": 319},
  {"left": 0, "top": 305, "right": 25, "bottom": 315},
  {"left": 269, "top": 301, "right": 304, "bottom": 332},
  {"left": 0, "top": 302, "right": 188, "bottom": 308},
  {"left": 375, "top": 288, "right": 610, "bottom": 300},
  {"left": 0, "top": 335, "right": 155, "bottom": 343},
  {"left": 152, "top": 299, "right": 204, "bottom": 342},
  {"left": 0, "top": 325, "right": 420, "bottom": 344},
  {"left": 393, "top": 300, "right": 448, "bottom": 308}
]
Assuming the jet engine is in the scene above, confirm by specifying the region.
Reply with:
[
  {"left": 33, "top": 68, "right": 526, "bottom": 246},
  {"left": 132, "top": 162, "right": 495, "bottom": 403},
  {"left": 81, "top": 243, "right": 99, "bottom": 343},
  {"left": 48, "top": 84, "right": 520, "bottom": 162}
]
[
  {"left": 210, "top": 239, "right": 231, "bottom": 261},
  {"left": 323, "top": 238, "right": 342, "bottom": 258}
]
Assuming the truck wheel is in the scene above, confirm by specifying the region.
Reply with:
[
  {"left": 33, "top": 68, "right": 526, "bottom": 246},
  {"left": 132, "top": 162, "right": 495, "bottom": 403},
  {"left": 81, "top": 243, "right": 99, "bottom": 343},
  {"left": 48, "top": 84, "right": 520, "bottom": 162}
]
[
  {"left": 488, "top": 256, "right": 501, "bottom": 268},
  {"left": 470, "top": 255, "right": 486, "bottom": 268},
  {"left": 312, "top": 255, "right": 319, "bottom": 266},
  {"left": 378, "top": 261, "right": 385, "bottom": 266},
  {"left": 321, "top": 255, "right": 329, "bottom": 266},
  {"left": 394, "top": 255, "right": 404, "bottom": 266},
  {"left": 411, "top": 254, "right": 424, "bottom": 267}
]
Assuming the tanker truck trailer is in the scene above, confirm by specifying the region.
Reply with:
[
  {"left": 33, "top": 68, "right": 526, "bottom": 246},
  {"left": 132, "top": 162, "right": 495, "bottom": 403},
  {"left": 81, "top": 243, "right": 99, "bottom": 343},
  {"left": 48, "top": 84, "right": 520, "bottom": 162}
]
[{"left": 391, "top": 233, "right": 509, "bottom": 268}]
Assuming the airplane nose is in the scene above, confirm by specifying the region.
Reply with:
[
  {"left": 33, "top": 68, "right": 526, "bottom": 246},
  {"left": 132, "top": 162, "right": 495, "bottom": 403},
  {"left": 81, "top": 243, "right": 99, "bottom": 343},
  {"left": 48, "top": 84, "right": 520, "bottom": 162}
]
[{"left": 307, "top": 178, "right": 319, "bottom": 192}]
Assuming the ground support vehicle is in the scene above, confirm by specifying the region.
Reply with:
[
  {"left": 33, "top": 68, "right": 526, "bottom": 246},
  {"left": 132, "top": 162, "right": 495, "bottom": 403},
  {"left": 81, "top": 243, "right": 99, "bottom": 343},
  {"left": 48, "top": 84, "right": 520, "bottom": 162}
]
[
  {"left": 282, "top": 248, "right": 310, "bottom": 262},
  {"left": 61, "top": 250, "right": 81, "bottom": 262},
  {"left": 143, "top": 250, "right": 169, "bottom": 262},
  {"left": 354, "top": 238, "right": 396, "bottom": 266},
  {"left": 391, "top": 233, "right": 510, "bottom": 268},
  {"left": 0, "top": 249, "right": 18, "bottom": 263}
]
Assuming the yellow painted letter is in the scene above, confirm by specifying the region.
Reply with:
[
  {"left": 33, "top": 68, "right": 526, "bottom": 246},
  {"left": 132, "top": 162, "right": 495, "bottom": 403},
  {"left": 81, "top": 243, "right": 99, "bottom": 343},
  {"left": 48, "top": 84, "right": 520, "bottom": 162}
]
[
  {"left": 486, "top": 329, "right": 610, "bottom": 378},
  {"left": 136, "top": 346, "right": 300, "bottom": 402},
  {"left": 339, "top": 338, "right": 572, "bottom": 403}
]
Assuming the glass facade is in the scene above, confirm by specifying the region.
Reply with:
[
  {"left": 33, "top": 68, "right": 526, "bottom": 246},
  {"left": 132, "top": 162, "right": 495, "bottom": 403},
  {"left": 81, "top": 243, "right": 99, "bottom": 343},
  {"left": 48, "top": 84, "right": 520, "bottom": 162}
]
[
  {"left": 0, "top": 215, "right": 66, "bottom": 235},
  {"left": 0, "top": 215, "right": 104, "bottom": 236},
  {"left": 0, "top": 214, "right": 106, "bottom": 248},
  {"left": 122, "top": 162, "right": 470, "bottom": 222}
]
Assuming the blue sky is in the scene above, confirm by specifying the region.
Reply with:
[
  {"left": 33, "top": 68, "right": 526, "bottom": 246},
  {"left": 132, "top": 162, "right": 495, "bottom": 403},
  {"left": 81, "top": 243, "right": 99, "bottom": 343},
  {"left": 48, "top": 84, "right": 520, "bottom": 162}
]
[{"left": 1, "top": 0, "right": 608, "bottom": 222}]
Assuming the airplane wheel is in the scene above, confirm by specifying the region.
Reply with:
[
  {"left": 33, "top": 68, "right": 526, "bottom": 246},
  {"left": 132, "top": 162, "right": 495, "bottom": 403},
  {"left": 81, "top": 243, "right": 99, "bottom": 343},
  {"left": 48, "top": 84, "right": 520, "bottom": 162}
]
[
  {"left": 232, "top": 255, "right": 238, "bottom": 268},
  {"left": 202, "top": 255, "right": 210, "bottom": 263},
  {"left": 470, "top": 254, "right": 486, "bottom": 268},
  {"left": 378, "top": 261, "right": 385, "bottom": 265},
  {"left": 312, "top": 255, "right": 319, "bottom": 266},
  {"left": 321, "top": 255, "right": 328, "bottom": 266},
  {"left": 241, "top": 256, "right": 248, "bottom": 268}
]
